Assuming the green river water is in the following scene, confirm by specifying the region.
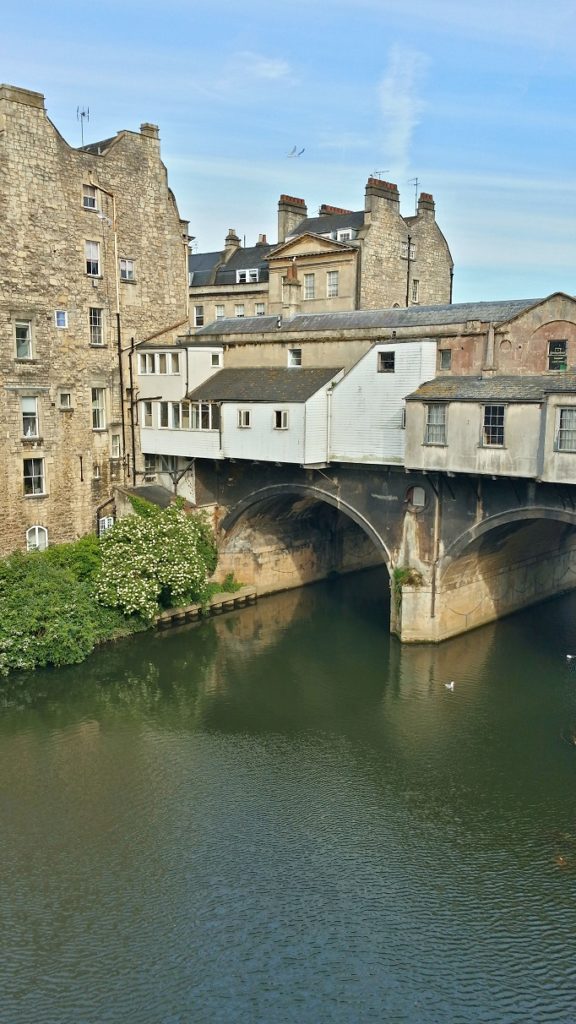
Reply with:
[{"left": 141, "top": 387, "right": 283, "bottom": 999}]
[{"left": 1, "top": 567, "right": 576, "bottom": 1023}]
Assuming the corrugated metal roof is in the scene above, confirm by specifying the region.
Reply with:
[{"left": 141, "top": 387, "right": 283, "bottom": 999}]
[
  {"left": 187, "top": 367, "right": 342, "bottom": 402},
  {"left": 193, "top": 298, "right": 543, "bottom": 338},
  {"left": 406, "top": 374, "right": 576, "bottom": 403}
]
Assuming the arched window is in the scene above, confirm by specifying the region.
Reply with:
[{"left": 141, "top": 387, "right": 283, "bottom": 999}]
[{"left": 26, "top": 525, "right": 48, "bottom": 551}]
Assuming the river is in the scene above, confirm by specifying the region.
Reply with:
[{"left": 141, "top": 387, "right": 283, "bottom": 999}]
[{"left": 1, "top": 568, "right": 576, "bottom": 1023}]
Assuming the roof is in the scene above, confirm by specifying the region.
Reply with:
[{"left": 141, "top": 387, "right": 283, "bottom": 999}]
[
  {"left": 406, "top": 374, "right": 576, "bottom": 404},
  {"left": 189, "top": 244, "right": 272, "bottom": 287},
  {"left": 79, "top": 137, "right": 117, "bottom": 155},
  {"left": 192, "top": 298, "right": 544, "bottom": 338},
  {"left": 187, "top": 366, "right": 342, "bottom": 403},
  {"left": 286, "top": 210, "right": 365, "bottom": 238},
  {"left": 128, "top": 485, "right": 175, "bottom": 508}
]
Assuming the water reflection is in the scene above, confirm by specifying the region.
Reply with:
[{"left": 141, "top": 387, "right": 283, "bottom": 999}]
[{"left": 2, "top": 569, "right": 576, "bottom": 1023}]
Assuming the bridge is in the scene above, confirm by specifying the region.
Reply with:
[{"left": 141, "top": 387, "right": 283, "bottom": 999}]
[{"left": 196, "top": 460, "right": 576, "bottom": 642}]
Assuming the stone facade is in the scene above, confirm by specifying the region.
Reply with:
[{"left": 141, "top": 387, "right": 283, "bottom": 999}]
[
  {"left": 188, "top": 179, "right": 454, "bottom": 325},
  {"left": 0, "top": 84, "right": 189, "bottom": 556}
]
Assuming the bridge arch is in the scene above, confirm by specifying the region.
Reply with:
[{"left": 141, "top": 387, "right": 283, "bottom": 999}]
[
  {"left": 440, "top": 505, "right": 576, "bottom": 575},
  {"left": 220, "top": 482, "right": 393, "bottom": 569}
]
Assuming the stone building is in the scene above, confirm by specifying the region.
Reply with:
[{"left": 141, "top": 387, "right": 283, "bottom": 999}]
[
  {"left": 0, "top": 84, "right": 189, "bottom": 556},
  {"left": 188, "top": 179, "right": 453, "bottom": 326}
]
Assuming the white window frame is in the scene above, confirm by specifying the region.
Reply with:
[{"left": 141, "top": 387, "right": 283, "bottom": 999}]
[
  {"left": 211, "top": 352, "right": 222, "bottom": 367},
  {"left": 411, "top": 278, "right": 420, "bottom": 303},
  {"left": 556, "top": 408, "right": 576, "bottom": 451},
  {"left": 337, "top": 230, "right": 353, "bottom": 242},
  {"left": 142, "top": 401, "right": 153, "bottom": 428},
  {"left": 89, "top": 307, "right": 104, "bottom": 346},
  {"left": 98, "top": 516, "right": 115, "bottom": 536},
  {"left": 327, "top": 271, "right": 339, "bottom": 298},
  {"left": 82, "top": 185, "right": 97, "bottom": 210},
  {"left": 288, "top": 348, "right": 302, "bottom": 367},
  {"left": 304, "top": 273, "right": 315, "bottom": 300},
  {"left": 59, "top": 391, "right": 72, "bottom": 410},
  {"left": 139, "top": 353, "right": 155, "bottom": 375},
  {"left": 377, "top": 351, "right": 395, "bottom": 373},
  {"left": 111, "top": 433, "right": 121, "bottom": 459},
  {"left": 236, "top": 269, "right": 259, "bottom": 283},
  {"left": 238, "top": 409, "right": 251, "bottom": 429},
  {"left": 169, "top": 352, "right": 180, "bottom": 374},
  {"left": 119, "top": 258, "right": 134, "bottom": 281},
  {"left": 255, "top": 303, "right": 266, "bottom": 316},
  {"left": 55, "top": 310, "right": 68, "bottom": 329},
  {"left": 23, "top": 458, "right": 45, "bottom": 496},
  {"left": 235, "top": 304, "right": 245, "bottom": 318},
  {"left": 194, "top": 305, "right": 204, "bottom": 327},
  {"left": 482, "top": 404, "right": 505, "bottom": 447},
  {"left": 215, "top": 304, "right": 225, "bottom": 320},
  {"left": 424, "top": 403, "right": 447, "bottom": 445},
  {"left": 91, "top": 388, "right": 106, "bottom": 431},
  {"left": 15, "top": 320, "right": 33, "bottom": 359},
  {"left": 85, "top": 240, "right": 100, "bottom": 276},
  {"left": 21, "top": 396, "right": 39, "bottom": 438},
  {"left": 26, "top": 525, "right": 49, "bottom": 551},
  {"left": 274, "top": 409, "right": 289, "bottom": 430}
]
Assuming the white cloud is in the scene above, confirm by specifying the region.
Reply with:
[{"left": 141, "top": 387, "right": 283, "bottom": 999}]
[{"left": 378, "top": 45, "right": 429, "bottom": 180}]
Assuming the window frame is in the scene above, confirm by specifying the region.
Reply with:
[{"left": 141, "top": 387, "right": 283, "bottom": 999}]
[
  {"left": 15, "top": 319, "right": 33, "bottom": 360},
  {"left": 89, "top": 307, "right": 104, "bottom": 346},
  {"left": 110, "top": 433, "right": 121, "bottom": 459},
  {"left": 119, "top": 258, "right": 135, "bottom": 281},
  {"left": 288, "top": 348, "right": 302, "bottom": 367},
  {"left": 439, "top": 349, "right": 452, "bottom": 370},
  {"left": 327, "top": 270, "right": 339, "bottom": 298},
  {"left": 304, "top": 273, "right": 315, "bottom": 300},
  {"left": 85, "top": 240, "right": 100, "bottom": 277},
  {"left": 23, "top": 457, "right": 45, "bottom": 497},
  {"left": 238, "top": 409, "right": 251, "bottom": 429},
  {"left": 234, "top": 304, "right": 245, "bottom": 318},
  {"left": 411, "top": 278, "right": 420, "bottom": 303},
  {"left": 274, "top": 409, "right": 289, "bottom": 430},
  {"left": 236, "top": 268, "right": 259, "bottom": 284},
  {"left": 255, "top": 302, "right": 266, "bottom": 316},
  {"left": 211, "top": 352, "right": 222, "bottom": 367},
  {"left": 548, "top": 339, "right": 567, "bottom": 371},
  {"left": 215, "top": 304, "right": 225, "bottom": 320},
  {"left": 21, "top": 396, "right": 39, "bottom": 438},
  {"left": 82, "top": 184, "right": 97, "bottom": 210},
  {"left": 194, "top": 305, "right": 205, "bottom": 327},
  {"left": 377, "top": 351, "right": 395, "bottom": 373},
  {"left": 482, "top": 404, "right": 505, "bottom": 447},
  {"left": 556, "top": 407, "right": 576, "bottom": 452},
  {"left": 26, "top": 525, "right": 49, "bottom": 551},
  {"left": 55, "top": 309, "right": 68, "bottom": 329},
  {"left": 59, "top": 391, "right": 72, "bottom": 410},
  {"left": 424, "top": 403, "right": 447, "bottom": 446},
  {"left": 91, "top": 387, "right": 106, "bottom": 431}
]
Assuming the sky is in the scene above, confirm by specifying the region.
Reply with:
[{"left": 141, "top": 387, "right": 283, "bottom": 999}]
[{"left": 2, "top": 0, "right": 576, "bottom": 303}]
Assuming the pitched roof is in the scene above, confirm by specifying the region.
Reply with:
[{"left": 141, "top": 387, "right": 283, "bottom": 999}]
[
  {"left": 189, "top": 245, "right": 272, "bottom": 287},
  {"left": 192, "top": 298, "right": 544, "bottom": 338},
  {"left": 79, "top": 137, "right": 117, "bottom": 155},
  {"left": 287, "top": 210, "right": 365, "bottom": 238},
  {"left": 406, "top": 374, "right": 576, "bottom": 403},
  {"left": 187, "top": 367, "right": 342, "bottom": 403}
]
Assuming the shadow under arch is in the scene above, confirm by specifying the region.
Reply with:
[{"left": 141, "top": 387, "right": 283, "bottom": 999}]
[
  {"left": 220, "top": 482, "right": 393, "bottom": 570},
  {"left": 440, "top": 505, "right": 576, "bottom": 575}
]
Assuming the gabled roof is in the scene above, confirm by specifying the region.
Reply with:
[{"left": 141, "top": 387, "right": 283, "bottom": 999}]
[
  {"left": 406, "top": 374, "right": 576, "bottom": 404},
  {"left": 267, "top": 232, "right": 357, "bottom": 260},
  {"left": 79, "top": 136, "right": 117, "bottom": 155},
  {"left": 187, "top": 367, "right": 342, "bottom": 403},
  {"left": 286, "top": 210, "right": 365, "bottom": 238}
]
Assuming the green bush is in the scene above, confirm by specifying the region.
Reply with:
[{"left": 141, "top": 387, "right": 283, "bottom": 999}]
[{"left": 94, "top": 501, "right": 218, "bottom": 620}]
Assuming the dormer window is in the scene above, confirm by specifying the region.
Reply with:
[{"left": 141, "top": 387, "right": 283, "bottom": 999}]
[
  {"left": 236, "top": 269, "right": 259, "bottom": 283},
  {"left": 337, "top": 230, "right": 353, "bottom": 242}
]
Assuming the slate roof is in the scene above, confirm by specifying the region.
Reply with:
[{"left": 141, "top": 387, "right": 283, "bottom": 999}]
[
  {"left": 187, "top": 367, "right": 342, "bottom": 403},
  {"left": 286, "top": 210, "right": 365, "bottom": 238},
  {"left": 128, "top": 485, "right": 174, "bottom": 508},
  {"left": 406, "top": 374, "right": 576, "bottom": 403},
  {"left": 79, "top": 137, "right": 117, "bottom": 155},
  {"left": 189, "top": 245, "right": 272, "bottom": 287},
  {"left": 192, "top": 298, "right": 544, "bottom": 338}
]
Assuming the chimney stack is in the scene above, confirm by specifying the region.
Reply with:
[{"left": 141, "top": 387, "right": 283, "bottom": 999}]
[
  {"left": 223, "top": 228, "right": 241, "bottom": 262},
  {"left": 282, "top": 261, "right": 302, "bottom": 319},
  {"left": 364, "top": 178, "right": 400, "bottom": 214},
  {"left": 417, "top": 192, "right": 435, "bottom": 217},
  {"left": 140, "top": 123, "right": 160, "bottom": 139},
  {"left": 278, "top": 194, "right": 307, "bottom": 243}
]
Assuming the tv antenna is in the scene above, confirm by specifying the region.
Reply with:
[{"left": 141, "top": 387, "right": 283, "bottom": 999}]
[
  {"left": 408, "top": 177, "right": 419, "bottom": 213},
  {"left": 77, "top": 106, "right": 90, "bottom": 146},
  {"left": 371, "top": 169, "right": 389, "bottom": 180}
]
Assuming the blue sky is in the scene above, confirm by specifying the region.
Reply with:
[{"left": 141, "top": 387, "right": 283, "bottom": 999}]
[{"left": 3, "top": 0, "right": 576, "bottom": 302}]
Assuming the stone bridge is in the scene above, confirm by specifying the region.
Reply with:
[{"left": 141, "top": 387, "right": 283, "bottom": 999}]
[{"left": 194, "top": 460, "right": 576, "bottom": 642}]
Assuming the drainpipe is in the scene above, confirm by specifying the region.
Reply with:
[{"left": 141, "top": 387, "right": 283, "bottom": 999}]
[
  {"left": 405, "top": 234, "right": 411, "bottom": 307},
  {"left": 449, "top": 267, "right": 454, "bottom": 304},
  {"left": 129, "top": 337, "right": 137, "bottom": 484},
  {"left": 430, "top": 474, "right": 443, "bottom": 619}
]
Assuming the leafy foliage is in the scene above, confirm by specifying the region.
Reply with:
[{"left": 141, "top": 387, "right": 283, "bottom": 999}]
[{"left": 94, "top": 502, "right": 218, "bottom": 620}]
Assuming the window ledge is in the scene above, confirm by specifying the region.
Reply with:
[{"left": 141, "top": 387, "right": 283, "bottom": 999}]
[
  {"left": 423, "top": 441, "right": 447, "bottom": 447},
  {"left": 120, "top": 278, "right": 137, "bottom": 285},
  {"left": 89, "top": 343, "right": 108, "bottom": 349},
  {"left": 15, "top": 358, "right": 37, "bottom": 364},
  {"left": 21, "top": 436, "right": 43, "bottom": 443},
  {"left": 24, "top": 493, "right": 48, "bottom": 500}
]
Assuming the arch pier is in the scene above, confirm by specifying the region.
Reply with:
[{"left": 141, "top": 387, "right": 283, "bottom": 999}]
[{"left": 196, "top": 461, "right": 576, "bottom": 643}]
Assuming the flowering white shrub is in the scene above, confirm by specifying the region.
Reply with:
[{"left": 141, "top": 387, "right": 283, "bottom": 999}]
[{"left": 94, "top": 502, "right": 217, "bottom": 620}]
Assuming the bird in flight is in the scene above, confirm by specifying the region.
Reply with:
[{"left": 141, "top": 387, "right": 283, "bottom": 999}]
[
  {"left": 287, "top": 145, "right": 305, "bottom": 158},
  {"left": 444, "top": 681, "right": 455, "bottom": 691}
]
